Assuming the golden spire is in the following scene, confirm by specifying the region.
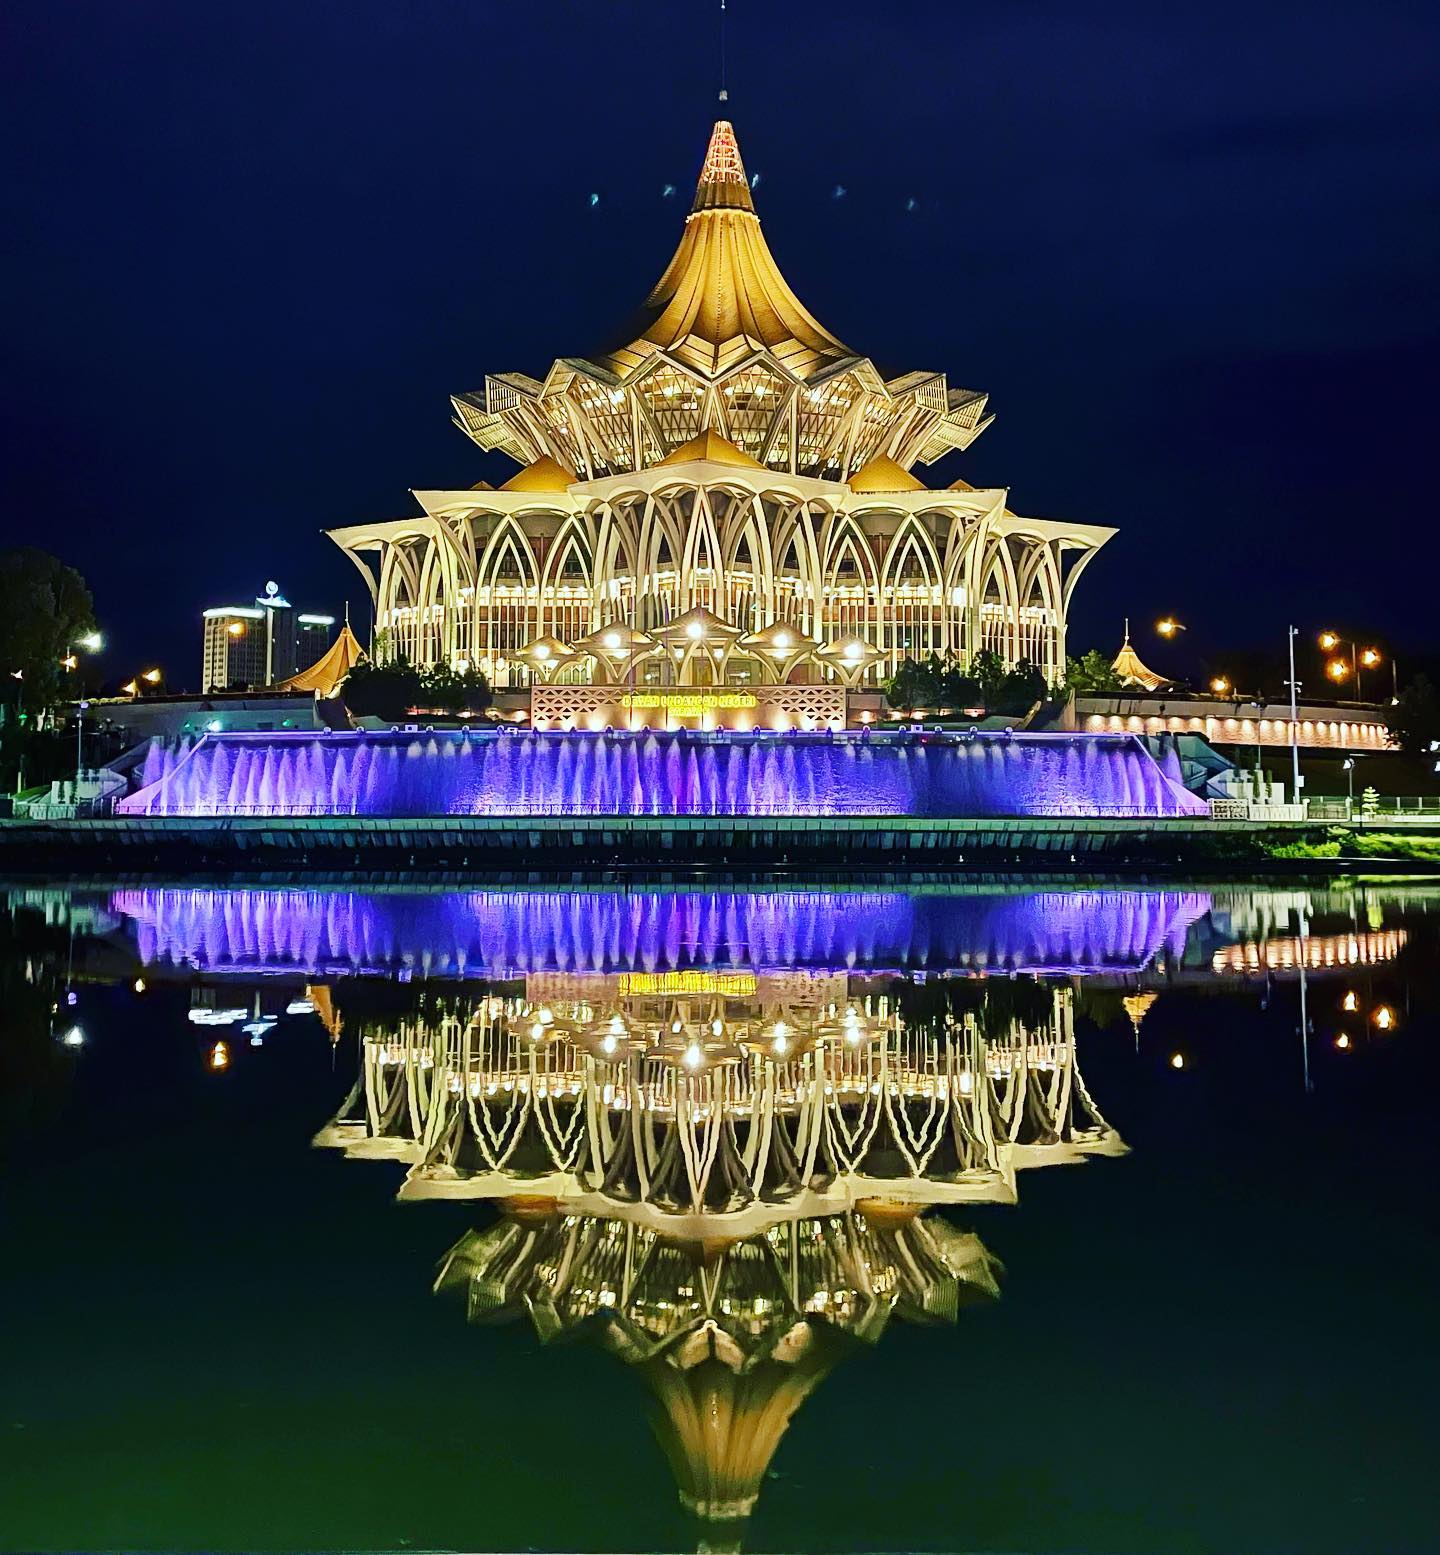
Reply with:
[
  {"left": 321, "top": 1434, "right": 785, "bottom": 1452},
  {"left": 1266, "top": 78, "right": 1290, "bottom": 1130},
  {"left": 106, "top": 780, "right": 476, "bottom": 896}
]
[
  {"left": 597, "top": 120, "right": 853, "bottom": 380},
  {"left": 692, "top": 120, "right": 754, "bottom": 213}
]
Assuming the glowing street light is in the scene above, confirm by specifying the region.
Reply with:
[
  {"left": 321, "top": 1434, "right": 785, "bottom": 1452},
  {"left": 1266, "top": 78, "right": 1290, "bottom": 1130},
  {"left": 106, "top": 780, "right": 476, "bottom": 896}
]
[
  {"left": 78, "top": 631, "right": 104, "bottom": 652},
  {"left": 1209, "top": 676, "right": 1230, "bottom": 695},
  {"left": 121, "top": 680, "right": 138, "bottom": 696},
  {"left": 1317, "top": 632, "right": 1383, "bottom": 700},
  {"left": 1156, "top": 617, "right": 1185, "bottom": 638},
  {"left": 142, "top": 668, "right": 162, "bottom": 684}
]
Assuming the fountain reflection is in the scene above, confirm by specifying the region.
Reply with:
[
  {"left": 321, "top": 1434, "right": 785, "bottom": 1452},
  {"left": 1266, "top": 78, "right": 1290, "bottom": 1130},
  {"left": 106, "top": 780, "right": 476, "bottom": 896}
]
[{"left": 109, "top": 882, "right": 1210, "bottom": 979}]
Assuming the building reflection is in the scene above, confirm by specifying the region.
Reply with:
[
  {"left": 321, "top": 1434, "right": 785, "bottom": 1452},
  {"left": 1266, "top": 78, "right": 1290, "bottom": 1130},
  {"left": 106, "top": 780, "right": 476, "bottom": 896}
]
[{"left": 316, "top": 971, "right": 1122, "bottom": 1537}]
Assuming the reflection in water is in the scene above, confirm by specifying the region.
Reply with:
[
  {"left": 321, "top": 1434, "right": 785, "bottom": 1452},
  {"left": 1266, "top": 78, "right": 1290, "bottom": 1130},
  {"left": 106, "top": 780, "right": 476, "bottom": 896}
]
[
  {"left": 6, "top": 875, "right": 1433, "bottom": 1550},
  {"left": 437, "top": 1209, "right": 1000, "bottom": 1525},
  {"left": 106, "top": 884, "right": 1211, "bottom": 977},
  {"left": 1212, "top": 928, "right": 1408, "bottom": 973},
  {"left": 315, "top": 973, "right": 1121, "bottom": 1534}
]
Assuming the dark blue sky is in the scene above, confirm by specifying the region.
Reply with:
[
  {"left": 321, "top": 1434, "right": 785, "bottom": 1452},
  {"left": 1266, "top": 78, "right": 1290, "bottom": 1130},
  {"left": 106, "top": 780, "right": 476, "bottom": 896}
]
[{"left": 4, "top": 0, "right": 1438, "bottom": 689}]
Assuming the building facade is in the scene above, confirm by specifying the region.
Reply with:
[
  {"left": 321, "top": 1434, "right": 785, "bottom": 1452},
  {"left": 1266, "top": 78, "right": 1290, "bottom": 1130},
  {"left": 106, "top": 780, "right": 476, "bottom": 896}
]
[
  {"left": 201, "top": 583, "right": 334, "bottom": 693},
  {"left": 328, "top": 121, "right": 1113, "bottom": 701}
]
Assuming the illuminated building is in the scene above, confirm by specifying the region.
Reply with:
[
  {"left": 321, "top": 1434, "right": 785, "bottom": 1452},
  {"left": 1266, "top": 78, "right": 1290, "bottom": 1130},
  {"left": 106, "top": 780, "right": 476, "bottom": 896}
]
[
  {"left": 328, "top": 121, "right": 1114, "bottom": 722},
  {"left": 200, "top": 580, "right": 335, "bottom": 693}
]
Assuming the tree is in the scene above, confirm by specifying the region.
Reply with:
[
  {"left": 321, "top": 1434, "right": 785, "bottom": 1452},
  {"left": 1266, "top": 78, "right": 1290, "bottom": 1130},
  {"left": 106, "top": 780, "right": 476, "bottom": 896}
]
[
  {"left": 419, "top": 663, "right": 492, "bottom": 716},
  {"left": 339, "top": 657, "right": 493, "bottom": 721},
  {"left": 1064, "top": 648, "right": 1124, "bottom": 694},
  {"left": 340, "top": 656, "right": 425, "bottom": 721},
  {"left": 884, "top": 654, "right": 946, "bottom": 711},
  {"left": 1388, "top": 673, "right": 1440, "bottom": 757},
  {"left": 996, "top": 657, "right": 1048, "bottom": 714},
  {"left": 0, "top": 548, "right": 97, "bottom": 710},
  {"left": 970, "top": 649, "right": 1007, "bottom": 708}
]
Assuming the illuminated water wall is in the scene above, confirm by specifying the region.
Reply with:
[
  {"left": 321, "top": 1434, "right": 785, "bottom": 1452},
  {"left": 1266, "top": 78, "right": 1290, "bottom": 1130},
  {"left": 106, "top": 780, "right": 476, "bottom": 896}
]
[
  {"left": 115, "top": 729, "right": 1205, "bottom": 819},
  {"left": 110, "top": 885, "right": 1212, "bottom": 977}
]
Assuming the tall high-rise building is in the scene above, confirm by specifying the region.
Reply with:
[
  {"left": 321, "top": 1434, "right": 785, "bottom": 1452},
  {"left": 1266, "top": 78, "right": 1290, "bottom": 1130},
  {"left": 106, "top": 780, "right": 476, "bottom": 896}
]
[{"left": 201, "top": 582, "right": 335, "bottom": 692}]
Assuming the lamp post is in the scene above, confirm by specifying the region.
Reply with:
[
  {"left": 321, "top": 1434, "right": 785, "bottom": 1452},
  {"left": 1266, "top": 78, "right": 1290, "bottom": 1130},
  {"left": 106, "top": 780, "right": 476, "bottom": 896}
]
[
  {"left": 1318, "top": 631, "right": 1382, "bottom": 702},
  {"left": 1287, "top": 625, "right": 1301, "bottom": 806},
  {"left": 1342, "top": 756, "right": 1356, "bottom": 821},
  {"left": 75, "top": 698, "right": 90, "bottom": 788}
]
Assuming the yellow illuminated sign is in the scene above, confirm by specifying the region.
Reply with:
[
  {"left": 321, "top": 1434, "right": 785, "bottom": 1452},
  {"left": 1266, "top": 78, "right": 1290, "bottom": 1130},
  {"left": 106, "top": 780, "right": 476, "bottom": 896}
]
[
  {"left": 615, "top": 971, "right": 758, "bottom": 996},
  {"left": 627, "top": 691, "right": 758, "bottom": 713}
]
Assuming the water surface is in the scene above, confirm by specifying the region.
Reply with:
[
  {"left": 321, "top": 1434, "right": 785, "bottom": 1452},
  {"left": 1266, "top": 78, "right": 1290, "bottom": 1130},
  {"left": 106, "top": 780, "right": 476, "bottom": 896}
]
[{"left": 3, "top": 876, "right": 1436, "bottom": 1553}]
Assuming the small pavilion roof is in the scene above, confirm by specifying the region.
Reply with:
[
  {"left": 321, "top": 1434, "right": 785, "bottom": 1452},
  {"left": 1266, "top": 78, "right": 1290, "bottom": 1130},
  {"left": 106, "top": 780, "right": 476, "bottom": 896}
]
[
  {"left": 848, "top": 455, "right": 927, "bottom": 493},
  {"left": 1111, "top": 626, "right": 1169, "bottom": 691},
  {"left": 499, "top": 455, "right": 576, "bottom": 493},
  {"left": 658, "top": 430, "right": 765, "bottom": 469},
  {"left": 277, "top": 623, "right": 366, "bottom": 699}
]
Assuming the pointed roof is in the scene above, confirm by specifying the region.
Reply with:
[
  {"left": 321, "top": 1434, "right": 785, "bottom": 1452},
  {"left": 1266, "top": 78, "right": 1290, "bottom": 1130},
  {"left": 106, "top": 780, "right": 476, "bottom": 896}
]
[
  {"left": 596, "top": 121, "right": 853, "bottom": 380},
  {"left": 691, "top": 119, "right": 755, "bottom": 214},
  {"left": 848, "top": 455, "right": 927, "bottom": 493},
  {"left": 277, "top": 623, "right": 366, "bottom": 699},
  {"left": 1111, "top": 623, "right": 1168, "bottom": 691},
  {"left": 658, "top": 429, "right": 765, "bottom": 469},
  {"left": 948, "top": 476, "right": 976, "bottom": 491},
  {"left": 499, "top": 454, "right": 576, "bottom": 493}
]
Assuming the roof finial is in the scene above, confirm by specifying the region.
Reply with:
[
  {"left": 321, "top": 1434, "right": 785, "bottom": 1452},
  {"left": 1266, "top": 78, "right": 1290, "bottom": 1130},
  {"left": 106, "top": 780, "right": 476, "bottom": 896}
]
[
  {"left": 693, "top": 119, "right": 754, "bottom": 214},
  {"left": 718, "top": 0, "right": 728, "bottom": 103}
]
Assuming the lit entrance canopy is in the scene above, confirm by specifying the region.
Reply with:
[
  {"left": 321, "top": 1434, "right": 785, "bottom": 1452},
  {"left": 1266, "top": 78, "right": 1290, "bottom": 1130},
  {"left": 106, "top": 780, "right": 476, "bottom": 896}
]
[
  {"left": 649, "top": 605, "right": 747, "bottom": 682},
  {"left": 512, "top": 634, "right": 577, "bottom": 680},
  {"left": 569, "top": 622, "right": 660, "bottom": 681}
]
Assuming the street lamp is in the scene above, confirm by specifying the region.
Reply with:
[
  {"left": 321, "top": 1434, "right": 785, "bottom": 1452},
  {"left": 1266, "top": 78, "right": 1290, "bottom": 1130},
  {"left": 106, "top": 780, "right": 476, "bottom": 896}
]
[
  {"left": 141, "top": 668, "right": 162, "bottom": 686},
  {"left": 1286, "top": 626, "right": 1301, "bottom": 805},
  {"left": 1317, "top": 631, "right": 1382, "bottom": 701},
  {"left": 1209, "top": 676, "right": 1230, "bottom": 696},
  {"left": 75, "top": 698, "right": 90, "bottom": 788},
  {"left": 1156, "top": 617, "right": 1185, "bottom": 639},
  {"left": 1342, "top": 756, "right": 1356, "bottom": 819}
]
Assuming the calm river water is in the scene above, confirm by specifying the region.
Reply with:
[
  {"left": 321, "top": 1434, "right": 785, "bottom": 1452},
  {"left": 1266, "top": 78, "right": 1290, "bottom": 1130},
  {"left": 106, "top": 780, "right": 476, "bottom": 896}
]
[{"left": 2, "top": 876, "right": 1437, "bottom": 1554}]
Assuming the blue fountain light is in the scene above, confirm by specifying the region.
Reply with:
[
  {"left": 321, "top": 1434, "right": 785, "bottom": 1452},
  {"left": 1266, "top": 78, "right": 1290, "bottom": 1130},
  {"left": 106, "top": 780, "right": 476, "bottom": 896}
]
[
  {"left": 116, "top": 729, "right": 1205, "bottom": 819},
  {"left": 110, "top": 884, "right": 1213, "bottom": 978}
]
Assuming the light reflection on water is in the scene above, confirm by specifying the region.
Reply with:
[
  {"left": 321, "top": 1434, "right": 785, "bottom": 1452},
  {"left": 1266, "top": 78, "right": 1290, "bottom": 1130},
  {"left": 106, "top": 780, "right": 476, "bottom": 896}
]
[{"left": 3, "top": 875, "right": 1438, "bottom": 1554}]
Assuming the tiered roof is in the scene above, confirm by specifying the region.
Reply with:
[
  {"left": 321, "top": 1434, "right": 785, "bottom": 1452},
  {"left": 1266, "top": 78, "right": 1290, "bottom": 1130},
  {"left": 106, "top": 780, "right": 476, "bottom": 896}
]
[{"left": 451, "top": 121, "right": 993, "bottom": 482}]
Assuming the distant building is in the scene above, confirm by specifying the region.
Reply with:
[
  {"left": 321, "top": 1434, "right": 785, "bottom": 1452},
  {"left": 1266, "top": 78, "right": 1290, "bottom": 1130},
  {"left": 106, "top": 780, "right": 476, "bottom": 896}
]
[{"left": 201, "top": 582, "right": 335, "bottom": 692}]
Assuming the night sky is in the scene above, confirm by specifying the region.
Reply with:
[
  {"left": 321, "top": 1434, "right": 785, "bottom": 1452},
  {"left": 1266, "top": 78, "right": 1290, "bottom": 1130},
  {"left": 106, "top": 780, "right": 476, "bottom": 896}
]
[{"left": 4, "top": 0, "right": 1438, "bottom": 691}]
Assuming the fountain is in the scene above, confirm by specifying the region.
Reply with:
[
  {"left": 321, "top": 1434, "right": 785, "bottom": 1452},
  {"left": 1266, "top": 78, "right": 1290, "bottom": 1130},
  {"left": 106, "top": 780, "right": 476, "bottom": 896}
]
[{"left": 115, "top": 728, "right": 1206, "bottom": 819}]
